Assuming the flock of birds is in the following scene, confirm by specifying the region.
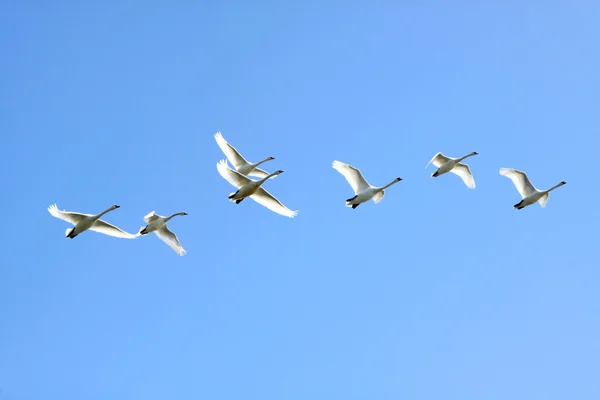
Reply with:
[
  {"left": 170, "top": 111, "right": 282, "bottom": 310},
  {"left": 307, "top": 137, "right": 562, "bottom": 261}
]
[{"left": 48, "top": 132, "right": 567, "bottom": 256}]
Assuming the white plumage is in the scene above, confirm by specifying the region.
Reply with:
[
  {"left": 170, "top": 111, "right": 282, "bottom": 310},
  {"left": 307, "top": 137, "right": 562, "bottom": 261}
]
[
  {"left": 214, "top": 131, "right": 275, "bottom": 178},
  {"left": 48, "top": 204, "right": 138, "bottom": 239},
  {"left": 216, "top": 159, "right": 298, "bottom": 218},
  {"left": 426, "top": 151, "right": 478, "bottom": 189},
  {"left": 332, "top": 160, "right": 402, "bottom": 209},
  {"left": 499, "top": 168, "right": 566, "bottom": 210}
]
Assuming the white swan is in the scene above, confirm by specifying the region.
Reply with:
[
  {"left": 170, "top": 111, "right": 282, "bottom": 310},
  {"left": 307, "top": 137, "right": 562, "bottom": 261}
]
[
  {"left": 426, "top": 151, "right": 478, "bottom": 189},
  {"left": 48, "top": 203, "right": 138, "bottom": 239},
  {"left": 214, "top": 131, "right": 275, "bottom": 178},
  {"left": 499, "top": 168, "right": 567, "bottom": 210},
  {"left": 139, "top": 211, "right": 188, "bottom": 256},
  {"left": 332, "top": 160, "right": 402, "bottom": 209},
  {"left": 216, "top": 159, "right": 298, "bottom": 218}
]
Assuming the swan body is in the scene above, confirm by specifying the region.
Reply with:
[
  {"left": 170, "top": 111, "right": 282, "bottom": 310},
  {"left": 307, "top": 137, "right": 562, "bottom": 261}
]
[
  {"left": 499, "top": 168, "right": 566, "bottom": 210},
  {"left": 139, "top": 211, "right": 188, "bottom": 256},
  {"left": 214, "top": 131, "right": 275, "bottom": 178},
  {"left": 426, "top": 151, "right": 478, "bottom": 189},
  {"left": 47, "top": 204, "right": 138, "bottom": 239},
  {"left": 332, "top": 160, "right": 402, "bottom": 209},
  {"left": 216, "top": 159, "right": 298, "bottom": 218}
]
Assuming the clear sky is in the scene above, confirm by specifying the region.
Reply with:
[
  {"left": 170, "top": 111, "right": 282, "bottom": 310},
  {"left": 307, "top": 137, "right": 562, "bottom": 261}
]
[{"left": 1, "top": 1, "right": 599, "bottom": 399}]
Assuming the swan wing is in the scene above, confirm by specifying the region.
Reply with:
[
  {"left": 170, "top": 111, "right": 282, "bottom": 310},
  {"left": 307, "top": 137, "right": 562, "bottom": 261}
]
[
  {"left": 214, "top": 131, "right": 248, "bottom": 170},
  {"left": 143, "top": 211, "right": 160, "bottom": 223},
  {"left": 538, "top": 193, "right": 549, "bottom": 208},
  {"left": 155, "top": 225, "right": 186, "bottom": 256},
  {"left": 250, "top": 187, "right": 298, "bottom": 218},
  {"left": 332, "top": 160, "right": 371, "bottom": 194},
  {"left": 248, "top": 167, "right": 272, "bottom": 179},
  {"left": 499, "top": 168, "right": 537, "bottom": 198},
  {"left": 217, "top": 159, "right": 251, "bottom": 188},
  {"left": 89, "top": 219, "right": 139, "bottom": 239},
  {"left": 451, "top": 163, "right": 476, "bottom": 189},
  {"left": 426, "top": 152, "right": 451, "bottom": 169},
  {"left": 47, "top": 204, "right": 88, "bottom": 225},
  {"left": 372, "top": 190, "right": 385, "bottom": 204}
]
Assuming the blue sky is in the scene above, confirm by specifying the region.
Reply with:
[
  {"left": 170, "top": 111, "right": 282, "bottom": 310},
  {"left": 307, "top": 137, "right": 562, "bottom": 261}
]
[{"left": 1, "top": 1, "right": 599, "bottom": 399}]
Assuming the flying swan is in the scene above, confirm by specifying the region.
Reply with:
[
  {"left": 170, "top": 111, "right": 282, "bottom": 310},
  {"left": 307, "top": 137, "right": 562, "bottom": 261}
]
[
  {"left": 214, "top": 131, "right": 275, "bottom": 179},
  {"left": 139, "top": 211, "right": 188, "bottom": 256},
  {"left": 426, "top": 151, "right": 478, "bottom": 189},
  {"left": 332, "top": 160, "right": 402, "bottom": 209},
  {"left": 216, "top": 159, "right": 298, "bottom": 218},
  {"left": 499, "top": 168, "right": 566, "bottom": 210},
  {"left": 47, "top": 203, "right": 138, "bottom": 239}
]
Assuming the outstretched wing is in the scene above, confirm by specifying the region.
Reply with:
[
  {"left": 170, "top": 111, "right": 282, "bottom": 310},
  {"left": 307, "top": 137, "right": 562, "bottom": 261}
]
[
  {"left": 155, "top": 225, "right": 186, "bottom": 256},
  {"left": 89, "top": 219, "right": 139, "bottom": 239},
  {"left": 250, "top": 187, "right": 298, "bottom": 218},
  {"left": 426, "top": 152, "right": 451, "bottom": 169},
  {"left": 499, "top": 168, "right": 537, "bottom": 198},
  {"left": 214, "top": 131, "right": 249, "bottom": 170},
  {"left": 216, "top": 159, "right": 252, "bottom": 188},
  {"left": 47, "top": 203, "right": 88, "bottom": 225},
  {"left": 143, "top": 211, "right": 160, "bottom": 223},
  {"left": 332, "top": 160, "right": 371, "bottom": 194},
  {"left": 451, "top": 163, "right": 476, "bottom": 189}
]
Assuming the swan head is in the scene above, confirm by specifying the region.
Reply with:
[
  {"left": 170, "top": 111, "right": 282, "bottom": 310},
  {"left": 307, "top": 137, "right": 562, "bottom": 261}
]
[
  {"left": 561, "top": 181, "right": 567, "bottom": 185},
  {"left": 396, "top": 177, "right": 403, "bottom": 181},
  {"left": 268, "top": 156, "right": 275, "bottom": 160},
  {"left": 274, "top": 170, "right": 284, "bottom": 175},
  {"left": 472, "top": 151, "right": 478, "bottom": 155},
  {"left": 113, "top": 204, "right": 121, "bottom": 209},
  {"left": 182, "top": 212, "right": 188, "bottom": 215}
]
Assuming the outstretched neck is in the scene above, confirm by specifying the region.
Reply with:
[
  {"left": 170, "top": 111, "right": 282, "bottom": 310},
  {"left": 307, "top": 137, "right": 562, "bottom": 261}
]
[
  {"left": 459, "top": 152, "right": 477, "bottom": 162},
  {"left": 255, "top": 157, "right": 272, "bottom": 167},
  {"left": 382, "top": 179, "right": 400, "bottom": 189},
  {"left": 258, "top": 172, "right": 279, "bottom": 183},
  {"left": 547, "top": 182, "right": 566, "bottom": 192},
  {"left": 165, "top": 212, "right": 186, "bottom": 222},
  {"left": 95, "top": 206, "right": 116, "bottom": 219}
]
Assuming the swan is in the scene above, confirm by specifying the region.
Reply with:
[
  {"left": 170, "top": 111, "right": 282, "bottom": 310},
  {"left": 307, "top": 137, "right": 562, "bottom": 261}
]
[
  {"left": 499, "top": 168, "right": 567, "bottom": 210},
  {"left": 426, "top": 151, "right": 478, "bottom": 189},
  {"left": 139, "top": 211, "right": 188, "bottom": 256},
  {"left": 214, "top": 131, "right": 275, "bottom": 178},
  {"left": 216, "top": 159, "right": 298, "bottom": 218},
  {"left": 332, "top": 160, "right": 402, "bottom": 209},
  {"left": 47, "top": 203, "right": 138, "bottom": 239}
]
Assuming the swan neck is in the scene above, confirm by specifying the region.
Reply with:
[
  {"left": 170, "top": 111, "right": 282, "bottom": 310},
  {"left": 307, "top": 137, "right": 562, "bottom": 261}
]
[
  {"left": 459, "top": 153, "right": 475, "bottom": 162},
  {"left": 96, "top": 206, "right": 116, "bottom": 219},
  {"left": 165, "top": 212, "right": 185, "bottom": 222},
  {"left": 382, "top": 180, "right": 399, "bottom": 189},
  {"left": 255, "top": 158, "right": 271, "bottom": 166},
  {"left": 259, "top": 172, "right": 278, "bottom": 183},
  {"left": 547, "top": 183, "right": 564, "bottom": 192}
]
